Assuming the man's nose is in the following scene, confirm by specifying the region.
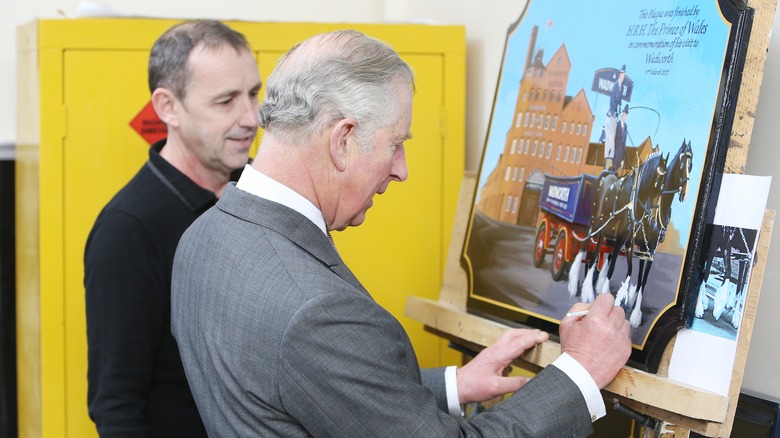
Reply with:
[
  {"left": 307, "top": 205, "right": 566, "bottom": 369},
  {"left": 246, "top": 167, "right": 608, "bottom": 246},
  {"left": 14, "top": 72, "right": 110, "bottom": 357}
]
[
  {"left": 391, "top": 145, "right": 408, "bottom": 182},
  {"left": 238, "top": 96, "right": 259, "bottom": 128}
]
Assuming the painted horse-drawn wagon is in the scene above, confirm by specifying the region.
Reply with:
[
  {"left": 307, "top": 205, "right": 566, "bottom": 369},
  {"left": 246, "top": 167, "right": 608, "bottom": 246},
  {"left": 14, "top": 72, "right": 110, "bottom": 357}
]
[
  {"left": 532, "top": 173, "right": 606, "bottom": 281},
  {"left": 533, "top": 140, "right": 692, "bottom": 327}
]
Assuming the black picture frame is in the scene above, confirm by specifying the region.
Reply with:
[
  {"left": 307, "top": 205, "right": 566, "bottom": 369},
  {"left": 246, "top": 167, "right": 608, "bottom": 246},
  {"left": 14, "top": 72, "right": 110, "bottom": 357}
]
[{"left": 463, "top": 0, "right": 754, "bottom": 373}]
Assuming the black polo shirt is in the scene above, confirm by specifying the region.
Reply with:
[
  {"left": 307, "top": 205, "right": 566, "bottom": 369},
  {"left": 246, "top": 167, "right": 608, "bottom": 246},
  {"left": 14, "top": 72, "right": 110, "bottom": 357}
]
[{"left": 84, "top": 140, "right": 217, "bottom": 437}]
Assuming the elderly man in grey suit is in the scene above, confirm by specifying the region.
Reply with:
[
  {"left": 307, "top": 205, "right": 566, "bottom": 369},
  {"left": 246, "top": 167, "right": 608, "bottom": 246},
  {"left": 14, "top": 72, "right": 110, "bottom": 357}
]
[{"left": 172, "top": 29, "right": 632, "bottom": 437}]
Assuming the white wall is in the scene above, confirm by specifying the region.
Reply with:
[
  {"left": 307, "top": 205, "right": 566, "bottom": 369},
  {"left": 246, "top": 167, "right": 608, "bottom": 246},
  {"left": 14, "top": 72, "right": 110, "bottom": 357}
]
[
  {"left": 741, "top": 4, "right": 780, "bottom": 402},
  {"left": 5, "top": 0, "right": 780, "bottom": 401}
]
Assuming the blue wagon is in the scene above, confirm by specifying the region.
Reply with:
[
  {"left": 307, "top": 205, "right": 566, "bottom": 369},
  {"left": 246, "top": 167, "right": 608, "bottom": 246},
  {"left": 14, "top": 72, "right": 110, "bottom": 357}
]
[{"left": 533, "top": 173, "right": 604, "bottom": 280}]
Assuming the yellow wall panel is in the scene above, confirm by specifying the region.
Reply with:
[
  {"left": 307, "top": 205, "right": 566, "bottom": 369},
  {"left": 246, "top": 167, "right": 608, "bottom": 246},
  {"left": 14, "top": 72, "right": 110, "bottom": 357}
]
[
  {"left": 62, "top": 49, "right": 153, "bottom": 435},
  {"left": 17, "top": 18, "right": 465, "bottom": 436},
  {"left": 15, "top": 22, "right": 42, "bottom": 438}
]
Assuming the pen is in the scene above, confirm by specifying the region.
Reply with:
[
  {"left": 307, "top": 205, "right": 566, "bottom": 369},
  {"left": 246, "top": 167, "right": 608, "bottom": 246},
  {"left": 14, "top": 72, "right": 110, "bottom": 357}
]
[{"left": 565, "top": 301, "right": 622, "bottom": 318}]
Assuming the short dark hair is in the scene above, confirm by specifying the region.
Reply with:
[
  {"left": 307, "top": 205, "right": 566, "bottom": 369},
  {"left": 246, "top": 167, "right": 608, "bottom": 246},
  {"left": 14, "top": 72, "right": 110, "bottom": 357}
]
[{"left": 148, "top": 20, "right": 251, "bottom": 99}]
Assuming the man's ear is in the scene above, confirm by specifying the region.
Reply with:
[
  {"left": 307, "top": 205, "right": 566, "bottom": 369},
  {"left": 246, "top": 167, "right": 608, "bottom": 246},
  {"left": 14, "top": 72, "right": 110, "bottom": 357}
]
[
  {"left": 329, "top": 118, "right": 357, "bottom": 172},
  {"left": 151, "top": 88, "right": 179, "bottom": 127}
]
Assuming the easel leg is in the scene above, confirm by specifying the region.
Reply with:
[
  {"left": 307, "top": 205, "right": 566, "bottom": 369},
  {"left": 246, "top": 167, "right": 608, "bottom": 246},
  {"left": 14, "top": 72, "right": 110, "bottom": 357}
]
[{"left": 640, "top": 421, "right": 690, "bottom": 438}]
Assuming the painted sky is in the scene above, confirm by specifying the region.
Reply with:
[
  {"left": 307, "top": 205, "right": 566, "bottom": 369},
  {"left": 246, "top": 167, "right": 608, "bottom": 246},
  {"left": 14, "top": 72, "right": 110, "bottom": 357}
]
[{"left": 477, "top": 0, "right": 735, "bottom": 246}]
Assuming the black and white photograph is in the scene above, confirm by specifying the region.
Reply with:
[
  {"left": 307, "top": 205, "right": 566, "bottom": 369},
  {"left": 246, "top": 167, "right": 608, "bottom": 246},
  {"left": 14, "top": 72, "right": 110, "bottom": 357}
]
[{"left": 691, "top": 225, "right": 757, "bottom": 340}]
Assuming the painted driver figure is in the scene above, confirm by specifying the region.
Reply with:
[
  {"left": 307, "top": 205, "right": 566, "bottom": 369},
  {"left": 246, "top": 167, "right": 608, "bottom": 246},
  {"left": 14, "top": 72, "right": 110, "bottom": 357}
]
[{"left": 605, "top": 64, "right": 626, "bottom": 170}]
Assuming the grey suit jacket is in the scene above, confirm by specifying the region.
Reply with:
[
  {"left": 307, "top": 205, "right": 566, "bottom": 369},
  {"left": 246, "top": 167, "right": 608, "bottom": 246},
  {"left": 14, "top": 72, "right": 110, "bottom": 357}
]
[{"left": 172, "top": 184, "right": 593, "bottom": 437}]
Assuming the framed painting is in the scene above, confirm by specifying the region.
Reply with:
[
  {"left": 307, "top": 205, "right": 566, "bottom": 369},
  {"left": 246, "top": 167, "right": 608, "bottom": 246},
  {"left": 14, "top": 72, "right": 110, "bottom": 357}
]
[{"left": 463, "top": 0, "right": 753, "bottom": 372}]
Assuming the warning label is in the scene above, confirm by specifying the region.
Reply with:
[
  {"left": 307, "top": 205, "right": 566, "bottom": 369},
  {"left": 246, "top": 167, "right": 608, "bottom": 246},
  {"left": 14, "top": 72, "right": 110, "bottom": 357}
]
[{"left": 130, "top": 101, "right": 167, "bottom": 145}]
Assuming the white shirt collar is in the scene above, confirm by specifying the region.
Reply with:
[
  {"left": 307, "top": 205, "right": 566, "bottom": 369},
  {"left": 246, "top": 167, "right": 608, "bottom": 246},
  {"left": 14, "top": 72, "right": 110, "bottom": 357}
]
[{"left": 235, "top": 164, "right": 328, "bottom": 235}]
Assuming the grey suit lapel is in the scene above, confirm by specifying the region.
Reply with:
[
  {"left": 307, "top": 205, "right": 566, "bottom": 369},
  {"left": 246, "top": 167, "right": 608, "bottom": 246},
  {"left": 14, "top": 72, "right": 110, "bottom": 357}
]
[{"left": 217, "top": 184, "right": 370, "bottom": 296}]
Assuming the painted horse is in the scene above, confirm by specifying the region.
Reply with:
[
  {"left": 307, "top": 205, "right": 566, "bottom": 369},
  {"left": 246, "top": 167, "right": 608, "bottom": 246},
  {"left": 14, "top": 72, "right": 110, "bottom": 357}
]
[
  {"left": 568, "top": 150, "right": 669, "bottom": 320},
  {"left": 625, "top": 139, "right": 693, "bottom": 326}
]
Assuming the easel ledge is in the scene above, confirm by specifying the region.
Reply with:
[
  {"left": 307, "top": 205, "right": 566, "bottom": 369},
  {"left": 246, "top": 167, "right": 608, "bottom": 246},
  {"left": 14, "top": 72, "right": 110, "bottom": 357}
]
[{"left": 406, "top": 172, "right": 775, "bottom": 437}]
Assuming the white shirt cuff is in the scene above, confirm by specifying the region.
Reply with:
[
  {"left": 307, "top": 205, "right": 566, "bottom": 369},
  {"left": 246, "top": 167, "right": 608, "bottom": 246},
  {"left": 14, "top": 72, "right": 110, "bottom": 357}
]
[
  {"left": 551, "top": 353, "right": 606, "bottom": 422},
  {"left": 444, "top": 366, "right": 464, "bottom": 417}
]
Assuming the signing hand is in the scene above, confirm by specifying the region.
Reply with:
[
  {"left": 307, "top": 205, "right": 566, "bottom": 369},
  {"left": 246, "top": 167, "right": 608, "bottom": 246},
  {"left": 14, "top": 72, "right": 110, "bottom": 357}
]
[{"left": 559, "top": 292, "right": 632, "bottom": 388}]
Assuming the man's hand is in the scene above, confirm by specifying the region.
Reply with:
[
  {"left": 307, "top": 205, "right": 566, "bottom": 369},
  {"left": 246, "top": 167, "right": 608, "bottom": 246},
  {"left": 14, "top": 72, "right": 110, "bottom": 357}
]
[
  {"left": 456, "top": 328, "right": 549, "bottom": 404},
  {"left": 559, "top": 293, "right": 632, "bottom": 388}
]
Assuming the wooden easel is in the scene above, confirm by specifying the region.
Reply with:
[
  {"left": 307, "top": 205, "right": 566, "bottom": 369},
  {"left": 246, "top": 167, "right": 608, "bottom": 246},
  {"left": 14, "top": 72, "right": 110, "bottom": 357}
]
[
  {"left": 405, "top": 1, "right": 776, "bottom": 435},
  {"left": 407, "top": 172, "right": 773, "bottom": 436}
]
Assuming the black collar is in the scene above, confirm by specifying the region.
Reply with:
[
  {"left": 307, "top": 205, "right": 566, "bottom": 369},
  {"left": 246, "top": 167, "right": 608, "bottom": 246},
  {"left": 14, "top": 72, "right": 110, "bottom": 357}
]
[{"left": 147, "top": 139, "right": 217, "bottom": 212}]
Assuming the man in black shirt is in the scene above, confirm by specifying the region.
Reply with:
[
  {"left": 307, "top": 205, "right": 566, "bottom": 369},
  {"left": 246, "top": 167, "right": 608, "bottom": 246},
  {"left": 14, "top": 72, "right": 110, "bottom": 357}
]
[{"left": 84, "top": 20, "right": 262, "bottom": 436}]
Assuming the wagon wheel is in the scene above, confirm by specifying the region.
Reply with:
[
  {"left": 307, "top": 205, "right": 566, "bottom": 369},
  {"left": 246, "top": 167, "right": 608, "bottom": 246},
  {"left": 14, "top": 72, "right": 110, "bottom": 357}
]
[
  {"left": 550, "top": 232, "right": 570, "bottom": 281},
  {"left": 533, "top": 223, "right": 547, "bottom": 268}
]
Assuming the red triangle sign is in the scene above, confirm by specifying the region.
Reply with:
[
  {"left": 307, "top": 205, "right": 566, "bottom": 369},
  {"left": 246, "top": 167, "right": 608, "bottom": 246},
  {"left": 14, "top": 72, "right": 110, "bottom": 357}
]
[{"left": 130, "top": 100, "right": 167, "bottom": 145}]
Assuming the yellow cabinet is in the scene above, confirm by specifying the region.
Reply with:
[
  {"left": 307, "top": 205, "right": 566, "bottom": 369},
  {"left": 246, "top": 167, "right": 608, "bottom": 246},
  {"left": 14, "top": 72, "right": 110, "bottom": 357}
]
[{"left": 16, "top": 18, "right": 465, "bottom": 437}]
